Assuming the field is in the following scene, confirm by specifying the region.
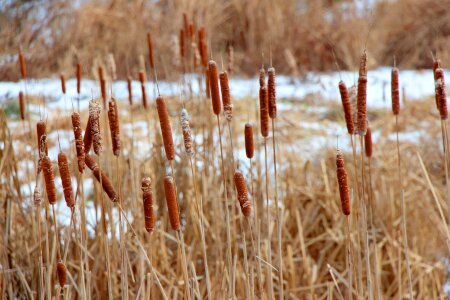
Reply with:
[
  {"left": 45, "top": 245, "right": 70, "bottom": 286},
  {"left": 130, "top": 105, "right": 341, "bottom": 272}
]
[{"left": 0, "top": 0, "right": 449, "bottom": 299}]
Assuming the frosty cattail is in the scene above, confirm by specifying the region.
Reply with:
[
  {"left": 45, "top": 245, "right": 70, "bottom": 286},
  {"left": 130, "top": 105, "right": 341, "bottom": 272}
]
[
  {"left": 180, "top": 29, "right": 185, "bottom": 58},
  {"left": 34, "top": 187, "right": 42, "bottom": 207},
  {"left": 356, "top": 74, "right": 367, "bottom": 135},
  {"left": 71, "top": 112, "right": 85, "bottom": 172},
  {"left": 391, "top": 67, "right": 400, "bottom": 115},
  {"left": 108, "top": 98, "right": 121, "bottom": 156},
  {"left": 19, "top": 49, "right": 26, "bottom": 79},
  {"left": 181, "top": 109, "right": 194, "bottom": 157},
  {"left": 365, "top": 127, "right": 373, "bottom": 158},
  {"left": 89, "top": 100, "right": 102, "bottom": 155},
  {"left": 259, "top": 86, "right": 269, "bottom": 137},
  {"left": 336, "top": 150, "right": 350, "bottom": 216},
  {"left": 85, "top": 155, "right": 118, "bottom": 202},
  {"left": 268, "top": 67, "right": 277, "bottom": 119},
  {"left": 58, "top": 151, "right": 74, "bottom": 208},
  {"left": 83, "top": 116, "right": 92, "bottom": 154},
  {"left": 219, "top": 71, "right": 233, "bottom": 121},
  {"left": 156, "top": 96, "right": 175, "bottom": 160},
  {"left": 76, "top": 63, "right": 81, "bottom": 94},
  {"left": 127, "top": 76, "right": 133, "bottom": 105},
  {"left": 142, "top": 177, "right": 155, "bottom": 233},
  {"left": 42, "top": 156, "right": 57, "bottom": 205},
  {"left": 208, "top": 60, "right": 221, "bottom": 115},
  {"left": 139, "top": 71, "right": 147, "bottom": 109},
  {"left": 259, "top": 68, "right": 265, "bottom": 88},
  {"left": 435, "top": 68, "right": 448, "bottom": 120},
  {"left": 19, "top": 91, "right": 25, "bottom": 120},
  {"left": 234, "top": 170, "right": 252, "bottom": 217},
  {"left": 338, "top": 81, "right": 354, "bottom": 135},
  {"left": 244, "top": 123, "right": 254, "bottom": 159},
  {"left": 163, "top": 175, "right": 180, "bottom": 231},
  {"left": 37, "top": 120, "right": 48, "bottom": 157},
  {"left": 60, "top": 73, "right": 66, "bottom": 94},
  {"left": 147, "top": 32, "right": 154, "bottom": 69},
  {"left": 56, "top": 261, "right": 67, "bottom": 288}
]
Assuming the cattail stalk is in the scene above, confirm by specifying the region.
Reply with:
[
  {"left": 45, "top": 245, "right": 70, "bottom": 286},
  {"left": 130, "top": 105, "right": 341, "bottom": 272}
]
[{"left": 85, "top": 155, "right": 118, "bottom": 202}]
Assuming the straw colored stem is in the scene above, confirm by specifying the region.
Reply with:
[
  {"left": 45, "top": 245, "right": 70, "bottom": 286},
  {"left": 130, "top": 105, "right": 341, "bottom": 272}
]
[{"left": 263, "top": 138, "right": 274, "bottom": 299}]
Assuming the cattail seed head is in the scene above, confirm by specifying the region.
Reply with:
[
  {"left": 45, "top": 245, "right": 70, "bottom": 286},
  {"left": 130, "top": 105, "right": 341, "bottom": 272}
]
[
  {"left": 181, "top": 109, "right": 194, "bottom": 157},
  {"left": 76, "top": 63, "right": 81, "bottom": 94},
  {"left": 139, "top": 71, "right": 147, "bottom": 109},
  {"left": 19, "top": 91, "right": 25, "bottom": 120},
  {"left": 56, "top": 261, "right": 67, "bottom": 289},
  {"left": 365, "top": 127, "right": 373, "bottom": 158},
  {"left": 336, "top": 150, "right": 350, "bottom": 216},
  {"left": 19, "top": 49, "right": 26, "bottom": 79},
  {"left": 71, "top": 112, "right": 85, "bottom": 173},
  {"left": 60, "top": 73, "right": 66, "bottom": 94},
  {"left": 259, "top": 68, "right": 265, "bottom": 88},
  {"left": 37, "top": 120, "right": 48, "bottom": 158},
  {"left": 234, "top": 170, "right": 252, "bottom": 217},
  {"left": 100, "top": 79, "right": 106, "bottom": 106},
  {"left": 58, "top": 151, "right": 74, "bottom": 208},
  {"left": 391, "top": 67, "right": 400, "bottom": 115},
  {"left": 433, "top": 60, "right": 442, "bottom": 110},
  {"left": 268, "top": 67, "right": 277, "bottom": 119},
  {"left": 34, "top": 187, "right": 42, "bottom": 207},
  {"left": 83, "top": 116, "right": 92, "bottom": 154},
  {"left": 98, "top": 66, "right": 104, "bottom": 82},
  {"left": 156, "top": 96, "right": 175, "bottom": 160},
  {"left": 147, "top": 32, "right": 154, "bottom": 69},
  {"left": 244, "top": 123, "right": 254, "bottom": 159},
  {"left": 142, "top": 177, "right": 155, "bottom": 233},
  {"left": 208, "top": 60, "right": 221, "bottom": 115},
  {"left": 219, "top": 71, "right": 233, "bottom": 121},
  {"left": 359, "top": 50, "right": 367, "bottom": 77},
  {"left": 127, "top": 76, "right": 133, "bottom": 105},
  {"left": 163, "top": 176, "right": 180, "bottom": 231},
  {"left": 89, "top": 100, "right": 102, "bottom": 155},
  {"left": 435, "top": 68, "right": 448, "bottom": 120},
  {"left": 85, "top": 155, "right": 118, "bottom": 202},
  {"left": 259, "top": 86, "right": 269, "bottom": 137},
  {"left": 42, "top": 156, "right": 57, "bottom": 205},
  {"left": 108, "top": 98, "right": 121, "bottom": 156},
  {"left": 356, "top": 74, "right": 367, "bottom": 135},
  {"left": 338, "top": 81, "right": 354, "bottom": 135}
]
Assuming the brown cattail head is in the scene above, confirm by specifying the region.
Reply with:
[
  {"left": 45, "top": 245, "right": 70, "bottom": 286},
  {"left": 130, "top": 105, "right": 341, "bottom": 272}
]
[
  {"left": 268, "top": 67, "right": 277, "bottom": 119},
  {"left": 338, "top": 81, "right": 354, "bottom": 135},
  {"left": 219, "top": 71, "right": 233, "bottom": 121},
  {"left": 233, "top": 170, "right": 252, "bottom": 217},
  {"left": 34, "top": 187, "right": 42, "bottom": 207},
  {"left": 435, "top": 68, "right": 448, "bottom": 120},
  {"left": 147, "top": 32, "right": 154, "bottom": 69},
  {"left": 108, "top": 98, "right": 121, "bottom": 156},
  {"left": 364, "top": 127, "right": 373, "bottom": 158},
  {"left": 19, "top": 91, "right": 25, "bottom": 120},
  {"left": 181, "top": 109, "right": 194, "bottom": 157},
  {"left": 37, "top": 120, "right": 48, "bottom": 158},
  {"left": 58, "top": 151, "right": 74, "bottom": 208},
  {"left": 259, "top": 86, "right": 269, "bottom": 137},
  {"left": 42, "top": 156, "right": 57, "bottom": 205},
  {"left": 336, "top": 150, "right": 350, "bottom": 216},
  {"left": 89, "top": 100, "right": 102, "bottom": 155},
  {"left": 356, "top": 74, "right": 367, "bottom": 135},
  {"left": 85, "top": 155, "right": 118, "bottom": 202},
  {"left": 142, "top": 177, "right": 155, "bottom": 233},
  {"left": 180, "top": 29, "right": 185, "bottom": 58},
  {"left": 71, "top": 112, "right": 85, "bottom": 173},
  {"left": 83, "top": 116, "right": 92, "bottom": 154},
  {"left": 433, "top": 59, "right": 442, "bottom": 110},
  {"left": 244, "top": 123, "right": 254, "bottom": 159},
  {"left": 156, "top": 96, "right": 175, "bottom": 160},
  {"left": 100, "top": 79, "right": 106, "bottom": 106},
  {"left": 127, "top": 76, "right": 133, "bottom": 105},
  {"left": 359, "top": 50, "right": 367, "bottom": 77},
  {"left": 56, "top": 261, "right": 67, "bottom": 289},
  {"left": 60, "top": 73, "right": 66, "bottom": 94},
  {"left": 98, "top": 66, "right": 104, "bottom": 82},
  {"left": 19, "top": 49, "right": 26, "bottom": 79},
  {"left": 391, "top": 67, "right": 400, "bottom": 115},
  {"left": 76, "top": 63, "right": 81, "bottom": 94},
  {"left": 259, "top": 68, "right": 265, "bottom": 88},
  {"left": 163, "top": 176, "right": 180, "bottom": 231},
  {"left": 208, "top": 60, "right": 221, "bottom": 115},
  {"left": 140, "top": 76, "right": 147, "bottom": 109}
]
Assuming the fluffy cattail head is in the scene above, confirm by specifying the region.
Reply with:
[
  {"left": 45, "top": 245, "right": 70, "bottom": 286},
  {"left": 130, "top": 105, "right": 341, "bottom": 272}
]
[
  {"left": 71, "top": 112, "right": 85, "bottom": 173},
  {"left": 435, "top": 68, "right": 448, "bottom": 120},
  {"left": 156, "top": 96, "right": 175, "bottom": 160},
  {"left": 127, "top": 76, "right": 133, "bottom": 105},
  {"left": 391, "top": 67, "right": 400, "bottom": 115},
  {"left": 356, "top": 74, "right": 367, "bottom": 135},
  {"left": 364, "top": 127, "right": 373, "bottom": 158},
  {"left": 163, "top": 176, "right": 180, "bottom": 231},
  {"left": 60, "top": 73, "right": 66, "bottom": 94},
  {"left": 85, "top": 155, "right": 118, "bottom": 202},
  {"left": 142, "top": 177, "right": 155, "bottom": 233},
  {"left": 208, "top": 60, "right": 221, "bottom": 115},
  {"left": 336, "top": 150, "right": 350, "bottom": 216},
  {"left": 234, "top": 170, "right": 252, "bottom": 217},
  {"left": 19, "top": 91, "right": 25, "bottom": 120},
  {"left": 89, "top": 100, "right": 102, "bottom": 155},
  {"left": 19, "top": 49, "right": 26, "bottom": 79},
  {"left": 338, "top": 81, "right": 354, "bottom": 135},
  {"left": 76, "top": 63, "right": 81, "bottom": 94},
  {"left": 37, "top": 120, "right": 48, "bottom": 158},
  {"left": 147, "top": 32, "right": 154, "bottom": 69},
  {"left": 42, "top": 156, "right": 57, "bottom": 205},
  {"left": 259, "top": 86, "right": 269, "bottom": 137},
  {"left": 181, "top": 109, "right": 194, "bottom": 157},
  {"left": 219, "top": 71, "right": 233, "bottom": 121},
  {"left": 244, "top": 123, "right": 254, "bottom": 159},
  {"left": 359, "top": 50, "right": 367, "bottom": 76},
  {"left": 108, "top": 98, "right": 121, "bottom": 156},
  {"left": 58, "top": 151, "right": 74, "bottom": 208},
  {"left": 34, "top": 187, "right": 42, "bottom": 207},
  {"left": 259, "top": 68, "right": 265, "bottom": 88},
  {"left": 267, "top": 67, "right": 277, "bottom": 119},
  {"left": 56, "top": 261, "right": 67, "bottom": 289}
]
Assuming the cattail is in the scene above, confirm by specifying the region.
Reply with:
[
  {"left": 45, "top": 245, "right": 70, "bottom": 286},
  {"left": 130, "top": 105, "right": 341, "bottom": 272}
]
[
  {"left": 180, "top": 29, "right": 185, "bottom": 58},
  {"left": 233, "top": 170, "right": 252, "bottom": 217},
  {"left": 391, "top": 67, "right": 400, "bottom": 115},
  {"left": 76, "top": 63, "right": 81, "bottom": 94},
  {"left": 244, "top": 123, "right": 254, "bottom": 159},
  {"left": 359, "top": 50, "right": 367, "bottom": 77},
  {"left": 156, "top": 96, "right": 175, "bottom": 160},
  {"left": 435, "top": 68, "right": 448, "bottom": 120},
  {"left": 189, "top": 23, "right": 195, "bottom": 41},
  {"left": 108, "top": 98, "right": 121, "bottom": 156},
  {"left": 34, "top": 187, "right": 42, "bottom": 207},
  {"left": 142, "top": 177, "right": 155, "bottom": 233},
  {"left": 181, "top": 109, "right": 194, "bottom": 157},
  {"left": 100, "top": 79, "right": 106, "bottom": 106},
  {"left": 147, "top": 32, "right": 154, "bottom": 69},
  {"left": 163, "top": 175, "right": 180, "bottom": 231},
  {"left": 85, "top": 155, "right": 118, "bottom": 202},
  {"left": 127, "top": 76, "right": 133, "bottom": 105},
  {"left": 219, "top": 71, "right": 233, "bottom": 121},
  {"left": 198, "top": 27, "right": 205, "bottom": 54},
  {"left": 433, "top": 60, "right": 441, "bottom": 110},
  {"left": 42, "top": 156, "right": 57, "bottom": 205},
  {"left": 268, "top": 67, "right": 277, "bottom": 119},
  {"left": 19, "top": 49, "right": 26, "bottom": 79},
  {"left": 60, "top": 73, "right": 66, "bottom": 94},
  {"left": 83, "top": 116, "right": 92, "bottom": 154},
  {"left": 98, "top": 66, "right": 104, "bottom": 82},
  {"left": 183, "top": 13, "right": 189, "bottom": 36},
  {"left": 89, "top": 100, "right": 102, "bottom": 155},
  {"left": 336, "top": 150, "right": 350, "bottom": 216},
  {"left": 338, "top": 81, "right": 354, "bottom": 135},
  {"left": 365, "top": 127, "right": 373, "bottom": 158},
  {"left": 58, "top": 151, "right": 74, "bottom": 208},
  {"left": 259, "top": 68, "right": 265, "bottom": 88},
  {"left": 71, "top": 112, "right": 85, "bottom": 173},
  {"left": 139, "top": 71, "right": 147, "bottom": 109},
  {"left": 37, "top": 120, "right": 48, "bottom": 158},
  {"left": 259, "top": 86, "right": 269, "bottom": 137},
  {"left": 56, "top": 261, "right": 67, "bottom": 289},
  {"left": 208, "top": 60, "right": 221, "bottom": 115},
  {"left": 356, "top": 74, "right": 367, "bottom": 135},
  {"left": 19, "top": 91, "right": 25, "bottom": 120},
  {"left": 205, "top": 68, "right": 211, "bottom": 99}
]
